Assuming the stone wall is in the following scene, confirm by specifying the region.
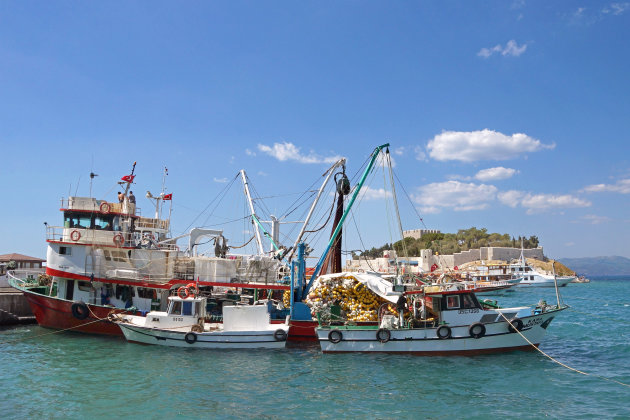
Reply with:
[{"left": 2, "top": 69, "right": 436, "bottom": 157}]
[{"left": 347, "top": 246, "right": 545, "bottom": 273}]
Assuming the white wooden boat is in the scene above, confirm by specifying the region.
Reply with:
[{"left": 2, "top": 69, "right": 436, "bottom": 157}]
[
  {"left": 316, "top": 282, "right": 567, "bottom": 355},
  {"left": 114, "top": 295, "right": 289, "bottom": 349}
]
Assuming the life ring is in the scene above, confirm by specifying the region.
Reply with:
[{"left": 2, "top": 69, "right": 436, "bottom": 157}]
[
  {"left": 177, "top": 286, "right": 190, "bottom": 299},
  {"left": 376, "top": 328, "right": 391, "bottom": 343},
  {"left": 328, "top": 329, "right": 343, "bottom": 344},
  {"left": 274, "top": 329, "right": 288, "bottom": 341},
  {"left": 469, "top": 322, "right": 486, "bottom": 339},
  {"left": 71, "top": 301, "right": 89, "bottom": 320},
  {"left": 113, "top": 234, "right": 124, "bottom": 247},
  {"left": 184, "top": 332, "right": 197, "bottom": 344},
  {"left": 70, "top": 230, "right": 81, "bottom": 241},
  {"left": 186, "top": 283, "right": 199, "bottom": 297},
  {"left": 507, "top": 318, "right": 524, "bottom": 333},
  {"left": 100, "top": 202, "right": 111, "bottom": 213},
  {"left": 430, "top": 264, "right": 438, "bottom": 272},
  {"left": 436, "top": 325, "right": 451, "bottom": 339}
]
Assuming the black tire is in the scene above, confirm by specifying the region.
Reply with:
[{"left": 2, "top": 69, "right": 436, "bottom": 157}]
[
  {"left": 71, "top": 301, "right": 89, "bottom": 320},
  {"left": 376, "top": 328, "right": 391, "bottom": 343},
  {"left": 328, "top": 330, "right": 343, "bottom": 344},
  {"left": 436, "top": 325, "right": 451, "bottom": 339},
  {"left": 273, "top": 329, "right": 288, "bottom": 341},
  {"left": 508, "top": 318, "right": 524, "bottom": 333},
  {"left": 469, "top": 322, "right": 486, "bottom": 339},
  {"left": 184, "top": 332, "right": 197, "bottom": 344}
]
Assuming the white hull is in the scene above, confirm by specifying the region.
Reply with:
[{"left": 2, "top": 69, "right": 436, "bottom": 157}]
[
  {"left": 317, "top": 309, "right": 563, "bottom": 354},
  {"left": 119, "top": 323, "right": 288, "bottom": 349},
  {"left": 516, "top": 276, "right": 573, "bottom": 287}
]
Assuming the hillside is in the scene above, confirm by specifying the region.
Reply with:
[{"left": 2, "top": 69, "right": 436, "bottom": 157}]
[
  {"left": 558, "top": 256, "right": 630, "bottom": 276},
  {"left": 459, "top": 258, "right": 575, "bottom": 276}
]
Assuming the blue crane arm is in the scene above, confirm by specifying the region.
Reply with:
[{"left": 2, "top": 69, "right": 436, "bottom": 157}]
[{"left": 300, "top": 143, "right": 389, "bottom": 299}]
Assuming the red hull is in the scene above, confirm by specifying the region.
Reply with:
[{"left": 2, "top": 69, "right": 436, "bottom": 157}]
[{"left": 23, "top": 291, "right": 128, "bottom": 336}]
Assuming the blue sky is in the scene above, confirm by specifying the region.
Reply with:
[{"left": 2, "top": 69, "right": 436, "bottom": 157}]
[{"left": 1, "top": 1, "right": 629, "bottom": 261}]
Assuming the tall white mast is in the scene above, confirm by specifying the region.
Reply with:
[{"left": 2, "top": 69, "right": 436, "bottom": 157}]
[
  {"left": 240, "top": 170, "right": 265, "bottom": 254},
  {"left": 286, "top": 158, "right": 346, "bottom": 261}
]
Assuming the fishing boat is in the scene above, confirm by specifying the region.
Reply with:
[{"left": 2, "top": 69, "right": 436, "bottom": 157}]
[
  {"left": 316, "top": 281, "right": 567, "bottom": 354},
  {"left": 112, "top": 288, "right": 289, "bottom": 349},
  {"left": 8, "top": 165, "right": 289, "bottom": 336}
]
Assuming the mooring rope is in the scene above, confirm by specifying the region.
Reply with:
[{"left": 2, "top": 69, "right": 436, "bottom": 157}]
[
  {"left": 0, "top": 307, "right": 136, "bottom": 345},
  {"left": 499, "top": 311, "right": 630, "bottom": 388}
]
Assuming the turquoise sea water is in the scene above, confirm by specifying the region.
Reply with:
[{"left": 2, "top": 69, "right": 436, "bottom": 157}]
[{"left": 1, "top": 277, "right": 629, "bottom": 419}]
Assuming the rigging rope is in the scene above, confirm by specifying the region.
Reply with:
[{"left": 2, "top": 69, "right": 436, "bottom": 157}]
[{"left": 499, "top": 311, "right": 630, "bottom": 389}]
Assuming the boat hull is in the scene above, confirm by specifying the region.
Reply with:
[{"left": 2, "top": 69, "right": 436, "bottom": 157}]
[
  {"left": 119, "top": 323, "right": 288, "bottom": 349},
  {"left": 516, "top": 277, "right": 573, "bottom": 287},
  {"left": 317, "top": 309, "right": 563, "bottom": 355},
  {"left": 20, "top": 289, "right": 130, "bottom": 336}
]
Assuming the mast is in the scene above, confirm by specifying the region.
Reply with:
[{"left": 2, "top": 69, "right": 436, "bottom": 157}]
[
  {"left": 386, "top": 148, "right": 406, "bottom": 282},
  {"left": 240, "top": 170, "right": 265, "bottom": 255},
  {"left": 286, "top": 158, "right": 346, "bottom": 262},
  {"left": 299, "top": 143, "right": 389, "bottom": 300}
]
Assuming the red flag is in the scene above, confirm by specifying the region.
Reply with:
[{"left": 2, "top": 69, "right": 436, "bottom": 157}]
[
  {"left": 121, "top": 175, "right": 135, "bottom": 183},
  {"left": 163, "top": 193, "right": 172, "bottom": 201}
]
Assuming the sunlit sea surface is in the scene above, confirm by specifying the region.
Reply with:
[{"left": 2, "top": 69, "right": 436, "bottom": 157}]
[{"left": 2, "top": 276, "right": 629, "bottom": 419}]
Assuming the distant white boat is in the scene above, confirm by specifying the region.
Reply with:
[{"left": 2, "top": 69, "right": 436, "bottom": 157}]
[
  {"left": 509, "top": 249, "right": 574, "bottom": 287},
  {"left": 113, "top": 294, "right": 290, "bottom": 349}
]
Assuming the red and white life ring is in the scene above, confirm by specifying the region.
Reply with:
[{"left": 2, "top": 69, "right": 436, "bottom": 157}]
[
  {"left": 100, "top": 202, "right": 111, "bottom": 213},
  {"left": 113, "top": 234, "right": 124, "bottom": 247},
  {"left": 186, "top": 283, "right": 199, "bottom": 297},
  {"left": 70, "top": 230, "right": 81, "bottom": 241},
  {"left": 177, "top": 286, "right": 190, "bottom": 300}
]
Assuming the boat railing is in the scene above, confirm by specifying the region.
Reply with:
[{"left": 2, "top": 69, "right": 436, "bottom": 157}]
[
  {"left": 47, "top": 225, "right": 134, "bottom": 247},
  {"left": 7, "top": 269, "right": 45, "bottom": 287},
  {"left": 61, "top": 197, "right": 138, "bottom": 216}
]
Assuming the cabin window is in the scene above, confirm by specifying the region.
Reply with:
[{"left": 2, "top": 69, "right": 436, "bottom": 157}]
[
  {"left": 170, "top": 301, "right": 182, "bottom": 315},
  {"left": 446, "top": 295, "right": 460, "bottom": 309},
  {"left": 59, "top": 246, "right": 71, "bottom": 255},
  {"left": 94, "top": 215, "right": 114, "bottom": 231},
  {"left": 77, "top": 281, "right": 93, "bottom": 292},
  {"left": 461, "top": 294, "right": 476, "bottom": 309},
  {"left": 137, "top": 288, "right": 157, "bottom": 299},
  {"left": 182, "top": 301, "right": 193, "bottom": 316},
  {"left": 64, "top": 213, "right": 92, "bottom": 229}
]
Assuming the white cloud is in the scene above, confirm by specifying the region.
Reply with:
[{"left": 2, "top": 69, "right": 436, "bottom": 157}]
[
  {"left": 257, "top": 142, "right": 342, "bottom": 164},
  {"left": 394, "top": 147, "right": 405, "bottom": 156},
  {"left": 582, "top": 178, "right": 630, "bottom": 194},
  {"left": 475, "top": 167, "right": 519, "bottom": 181},
  {"left": 213, "top": 177, "right": 228, "bottom": 183},
  {"left": 427, "top": 129, "right": 554, "bottom": 162},
  {"left": 478, "top": 40, "right": 527, "bottom": 58},
  {"left": 499, "top": 190, "right": 591, "bottom": 214},
  {"left": 257, "top": 171, "right": 268, "bottom": 177},
  {"left": 582, "top": 214, "right": 612, "bottom": 224},
  {"left": 245, "top": 149, "right": 256, "bottom": 156},
  {"left": 497, "top": 190, "right": 525, "bottom": 207},
  {"left": 358, "top": 186, "right": 392, "bottom": 201},
  {"left": 414, "top": 146, "right": 427, "bottom": 161},
  {"left": 602, "top": 3, "right": 630, "bottom": 15},
  {"left": 414, "top": 181, "right": 498, "bottom": 213}
]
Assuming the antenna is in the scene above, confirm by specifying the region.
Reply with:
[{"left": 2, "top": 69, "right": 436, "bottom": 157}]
[
  {"left": 89, "top": 172, "right": 98, "bottom": 198},
  {"left": 74, "top": 176, "right": 81, "bottom": 196}
]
